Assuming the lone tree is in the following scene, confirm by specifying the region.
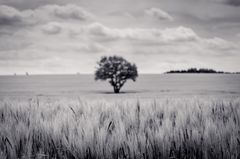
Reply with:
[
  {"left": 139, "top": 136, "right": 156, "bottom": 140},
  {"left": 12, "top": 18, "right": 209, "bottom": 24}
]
[{"left": 95, "top": 56, "right": 138, "bottom": 93}]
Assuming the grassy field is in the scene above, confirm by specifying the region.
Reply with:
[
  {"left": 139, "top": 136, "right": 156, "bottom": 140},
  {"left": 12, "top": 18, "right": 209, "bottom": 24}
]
[{"left": 0, "top": 97, "right": 240, "bottom": 159}]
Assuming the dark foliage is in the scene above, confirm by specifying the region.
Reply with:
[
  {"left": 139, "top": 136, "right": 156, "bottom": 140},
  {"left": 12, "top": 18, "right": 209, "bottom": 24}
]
[
  {"left": 95, "top": 56, "right": 138, "bottom": 93},
  {"left": 166, "top": 68, "right": 226, "bottom": 74}
]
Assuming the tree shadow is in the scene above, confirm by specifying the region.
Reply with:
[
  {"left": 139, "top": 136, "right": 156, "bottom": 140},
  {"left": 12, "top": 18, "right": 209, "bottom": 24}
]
[
  {"left": 91, "top": 89, "right": 176, "bottom": 94},
  {"left": 92, "top": 90, "right": 142, "bottom": 94}
]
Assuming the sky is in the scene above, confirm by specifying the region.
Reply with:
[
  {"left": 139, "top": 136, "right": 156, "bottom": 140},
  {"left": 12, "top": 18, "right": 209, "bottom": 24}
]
[{"left": 0, "top": 0, "right": 240, "bottom": 74}]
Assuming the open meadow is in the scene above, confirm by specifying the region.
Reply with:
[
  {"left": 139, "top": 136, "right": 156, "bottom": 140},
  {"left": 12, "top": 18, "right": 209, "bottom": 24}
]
[{"left": 0, "top": 74, "right": 240, "bottom": 159}]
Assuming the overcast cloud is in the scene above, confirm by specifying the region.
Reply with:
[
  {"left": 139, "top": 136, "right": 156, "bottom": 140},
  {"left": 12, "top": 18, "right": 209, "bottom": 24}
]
[{"left": 0, "top": 0, "right": 239, "bottom": 74}]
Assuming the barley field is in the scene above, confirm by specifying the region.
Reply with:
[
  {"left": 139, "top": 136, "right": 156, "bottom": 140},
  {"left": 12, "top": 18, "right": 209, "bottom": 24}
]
[{"left": 0, "top": 74, "right": 240, "bottom": 159}]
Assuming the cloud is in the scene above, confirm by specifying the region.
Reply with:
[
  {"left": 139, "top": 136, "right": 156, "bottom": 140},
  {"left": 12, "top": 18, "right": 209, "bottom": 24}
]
[
  {"left": 76, "top": 22, "right": 239, "bottom": 58},
  {"left": 83, "top": 23, "right": 238, "bottom": 52},
  {"left": 41, "top": 22, "right": 62, "bottom": 34},
  {"left": 203, "top": 37, "right": 237, "bottom": 50},
  {"left": 71, "top": 43, "right": 109, "bottom": 53},
  {"left": 159, "top": 26, "right": 198, "bottom": 42},
  {"left": 38, "top": 4, "right": 94, "bottom": 21},
  {"left": 221, "top": 0, "right": 240, "bottom": 6},
  {"left": 144, "top": 8, "right": 174, "bottom": 21},
  {"left": 83, "top": 23, "right": 198, "bottom": 43},
  {"left": 208, "top": 0, "right": 240, "bottom": 6},
  {"left": 0, "top": 5, "right": 34, "bottom": 25},
  {"left": 0, "top": 4, "right": 93, "bottom": 27},
  {"left": 0, "top": 5, "right": 21, "bottom": 25}
]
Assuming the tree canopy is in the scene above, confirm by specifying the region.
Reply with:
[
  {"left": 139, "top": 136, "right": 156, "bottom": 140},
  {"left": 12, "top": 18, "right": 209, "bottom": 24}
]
[{"left": 95, "top": 56, "right": 138, "bottom": 93}]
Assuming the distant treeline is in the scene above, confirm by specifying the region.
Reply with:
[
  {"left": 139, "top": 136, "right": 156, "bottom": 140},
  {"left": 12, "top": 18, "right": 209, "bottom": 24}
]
[{"left": 166, "top": 68, "right": 240, "bottom": 74}]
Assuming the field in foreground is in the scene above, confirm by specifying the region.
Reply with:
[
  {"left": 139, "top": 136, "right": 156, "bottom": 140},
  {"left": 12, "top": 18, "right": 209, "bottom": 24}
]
[{"left": 0, "top": 97, "right": 240, "bottom": 159}]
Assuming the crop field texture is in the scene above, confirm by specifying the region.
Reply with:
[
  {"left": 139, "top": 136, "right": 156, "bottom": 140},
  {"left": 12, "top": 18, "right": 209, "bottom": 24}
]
[{"left": 0, "top": 97, "right": 240, "bottom": 159}]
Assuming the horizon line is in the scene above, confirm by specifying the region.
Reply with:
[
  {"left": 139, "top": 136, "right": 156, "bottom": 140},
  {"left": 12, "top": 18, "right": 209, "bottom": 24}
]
[{"left": 0, "top": 73, "right": 166, "bottom": 76}]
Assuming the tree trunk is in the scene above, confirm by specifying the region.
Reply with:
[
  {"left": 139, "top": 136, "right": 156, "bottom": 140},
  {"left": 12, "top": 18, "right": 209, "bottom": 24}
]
[{"left": 114, "top": 87, "right": 120, "bottom": 93}]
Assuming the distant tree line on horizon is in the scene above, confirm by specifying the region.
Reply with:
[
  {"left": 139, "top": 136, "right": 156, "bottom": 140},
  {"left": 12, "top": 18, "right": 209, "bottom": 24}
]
[{"left": 166, "top": 68, "right": 240, "bottom": 74}]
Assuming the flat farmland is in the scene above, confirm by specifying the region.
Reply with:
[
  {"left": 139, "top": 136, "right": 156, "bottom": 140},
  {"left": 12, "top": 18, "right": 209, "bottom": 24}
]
[
  {"left": 0, "top": 74, "right": 240, "bottom": 159},
  {"left": 0, "top": 74, "right": 239, "bottom": 99}
]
